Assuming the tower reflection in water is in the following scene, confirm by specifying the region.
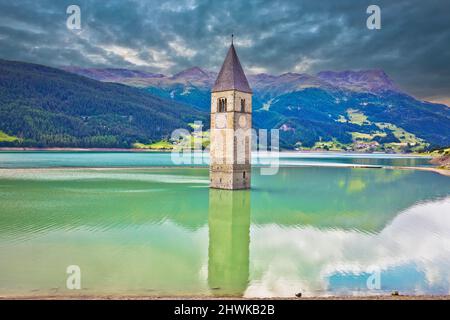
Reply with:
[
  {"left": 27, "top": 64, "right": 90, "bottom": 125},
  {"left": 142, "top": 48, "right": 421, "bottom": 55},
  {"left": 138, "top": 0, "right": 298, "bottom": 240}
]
[{"left": 208, "top": 189, "right": 251, "bottom": 296}]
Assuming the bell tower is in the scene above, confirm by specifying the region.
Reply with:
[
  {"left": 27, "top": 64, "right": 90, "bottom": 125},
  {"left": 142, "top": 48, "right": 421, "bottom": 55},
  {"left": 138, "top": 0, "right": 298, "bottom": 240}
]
[{"left": 210, "top": 37, "right": 252, "bottom": 190}]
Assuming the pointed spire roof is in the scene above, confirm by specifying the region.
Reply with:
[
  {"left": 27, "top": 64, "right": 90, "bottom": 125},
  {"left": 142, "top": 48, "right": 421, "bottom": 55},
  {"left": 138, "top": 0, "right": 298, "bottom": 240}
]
[{"left": 212, "top": 43, "right": 252, "bottom": 93}]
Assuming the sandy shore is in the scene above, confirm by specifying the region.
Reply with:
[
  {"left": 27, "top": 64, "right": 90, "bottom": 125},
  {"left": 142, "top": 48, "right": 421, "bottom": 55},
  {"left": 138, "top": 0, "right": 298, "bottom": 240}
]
[
  {"left": 1, "top": 294, "right": 450, "bottom": 300},
  {"left": 393, "top": 166, "right": 450, "bottom": 177}
]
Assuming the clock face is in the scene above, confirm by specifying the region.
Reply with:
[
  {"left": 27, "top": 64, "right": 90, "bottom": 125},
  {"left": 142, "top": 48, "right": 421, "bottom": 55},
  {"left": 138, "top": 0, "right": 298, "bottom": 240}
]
[
  {"left": 238, "top": 115, "right": 247, "bottom": 128},
  {"left": 215, "top": 113, "right": 227, "bottom": 129}
]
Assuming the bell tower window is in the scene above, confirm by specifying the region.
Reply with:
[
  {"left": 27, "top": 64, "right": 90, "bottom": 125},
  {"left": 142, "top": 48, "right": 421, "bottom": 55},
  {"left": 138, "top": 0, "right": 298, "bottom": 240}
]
[
  {"left": 241, "top": 99, "right": 245, "bottom": 112},
  {"left": 217, "top": 98, "right": 227, "bottom": 112}
]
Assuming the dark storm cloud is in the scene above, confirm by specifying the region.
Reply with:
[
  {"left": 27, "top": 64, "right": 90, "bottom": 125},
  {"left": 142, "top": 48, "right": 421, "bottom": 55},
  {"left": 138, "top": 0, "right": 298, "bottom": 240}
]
[{"left": 0, "top": 0, "right": 449, "bottom": 101}]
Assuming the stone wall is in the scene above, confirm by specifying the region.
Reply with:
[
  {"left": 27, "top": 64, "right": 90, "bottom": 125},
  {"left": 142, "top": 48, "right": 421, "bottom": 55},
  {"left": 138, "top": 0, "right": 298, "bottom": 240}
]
[{"left": 210, "top": 89, "right": 252, "bottom": 189}]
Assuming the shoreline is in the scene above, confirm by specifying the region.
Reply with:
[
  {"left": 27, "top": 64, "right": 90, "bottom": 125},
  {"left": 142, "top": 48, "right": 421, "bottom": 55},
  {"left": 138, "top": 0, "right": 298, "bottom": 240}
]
[
  {"left": 0, "top": 164, "right": 448, "bottom": 177},
  {"left": 1, "top": 294, "right": 449, "bottom": 300},
  {"left": 393, "top": 166, "right": 450, "bottom": 177},
  {"left": 0, "top": 147, "right": 433, "bottom": 156},
  {"left": 0, "top": 147, "right": 168, "bottom": 152}
]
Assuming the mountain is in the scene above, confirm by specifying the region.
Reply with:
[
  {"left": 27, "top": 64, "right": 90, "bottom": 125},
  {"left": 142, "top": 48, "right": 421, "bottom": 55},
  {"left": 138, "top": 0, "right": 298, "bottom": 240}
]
[
  {"left": 63, "top": 65, "right": 450, "bottom": 151},
  {"left": 0, "top": 59, "right": 206, "bottom": 148},
  {"left": 316, "top": 69, "right": 398, "bottom": 92},
  {"left": 1, "top": 59, "right": 448, "bottom": 151},
  {"left": 171, "top": 66, "right": 216, "bottom": 84},
  {"left": 62, "top": 66, "right": 165, "bottom": 81}
]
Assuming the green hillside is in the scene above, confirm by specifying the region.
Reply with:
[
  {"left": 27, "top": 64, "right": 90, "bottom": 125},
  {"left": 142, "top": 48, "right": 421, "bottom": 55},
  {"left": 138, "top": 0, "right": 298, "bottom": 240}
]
[
  {"left": 253, "top": 88, "right": 450, "bottom": 152},
  {"left": 0, "top": 59, "right": 206, "bottom": 148}
]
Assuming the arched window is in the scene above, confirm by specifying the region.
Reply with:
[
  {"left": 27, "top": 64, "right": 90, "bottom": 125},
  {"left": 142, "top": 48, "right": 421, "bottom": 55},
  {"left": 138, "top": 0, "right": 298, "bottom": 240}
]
[
  {"left": 217, "top": 98, "right": 227, "bottom": 112},
  {"left": 241, "top": 99, "right": 245, "bottom": 112}
]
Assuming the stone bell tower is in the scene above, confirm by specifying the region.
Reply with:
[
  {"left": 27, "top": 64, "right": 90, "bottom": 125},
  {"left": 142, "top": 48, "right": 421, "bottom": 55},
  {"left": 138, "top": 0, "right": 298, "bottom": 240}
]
[{"left": 210, "top": 37, "right": 252, "bottom": 190}]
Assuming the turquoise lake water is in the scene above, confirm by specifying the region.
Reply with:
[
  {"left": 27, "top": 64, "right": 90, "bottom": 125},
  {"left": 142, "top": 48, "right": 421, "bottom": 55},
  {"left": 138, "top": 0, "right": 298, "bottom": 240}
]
[
  {"left": 0, "top": 151, "right": 433, "bottom": 168},
  {"left": 0, "top": 152, "right": 449, "bottom": 297}
]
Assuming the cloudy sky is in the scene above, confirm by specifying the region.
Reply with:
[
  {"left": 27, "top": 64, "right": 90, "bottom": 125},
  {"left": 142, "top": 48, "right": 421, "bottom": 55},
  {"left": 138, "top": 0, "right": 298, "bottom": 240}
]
[{"left": 0, "top": 0, "right": 449, "bottom": 104}]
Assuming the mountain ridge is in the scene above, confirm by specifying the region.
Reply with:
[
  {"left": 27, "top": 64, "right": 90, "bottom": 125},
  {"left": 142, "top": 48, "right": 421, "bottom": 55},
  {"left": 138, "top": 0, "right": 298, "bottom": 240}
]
[
  {"left": 1, "top": 59, "right": 449, "bottom": 151},
  {"left": 60, "top": 65, "right": 450, "bottom": 151},
  {"left": 60, "top": 65, "right": 406, "bottom": 95}
]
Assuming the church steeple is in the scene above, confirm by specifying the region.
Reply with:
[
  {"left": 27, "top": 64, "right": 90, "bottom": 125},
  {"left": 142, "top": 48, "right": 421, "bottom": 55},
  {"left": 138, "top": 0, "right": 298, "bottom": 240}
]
[
  {"left": 212, "top": 41, "right": 252, "bottom": 94},
  {"left": 209, "top": 38, "right": 253, "bottom": 190}
]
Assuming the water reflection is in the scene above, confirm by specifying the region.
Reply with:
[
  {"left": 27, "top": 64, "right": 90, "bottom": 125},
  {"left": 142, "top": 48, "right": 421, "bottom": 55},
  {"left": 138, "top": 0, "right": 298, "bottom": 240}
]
[
  {"left": 247, "top": 198, "right": 450, "bottom": 297},
  {"left": 1, "top": 167, "right": 448, "bottom": 238},
  {"left": 208, "top": 189, "right": 251, "bottom": 296},
  {"left": 252, "top": 167, "right": 450, "bottom": 232},
  {"left": 0, "top": 166, "right": 449, "bottom": 297}
]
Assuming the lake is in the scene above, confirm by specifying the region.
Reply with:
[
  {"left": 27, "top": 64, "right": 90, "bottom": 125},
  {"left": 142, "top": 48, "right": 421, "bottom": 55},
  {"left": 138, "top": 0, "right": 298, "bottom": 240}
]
[{"left": 0, "top": 152, "right": 449, "bottom": 297}]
